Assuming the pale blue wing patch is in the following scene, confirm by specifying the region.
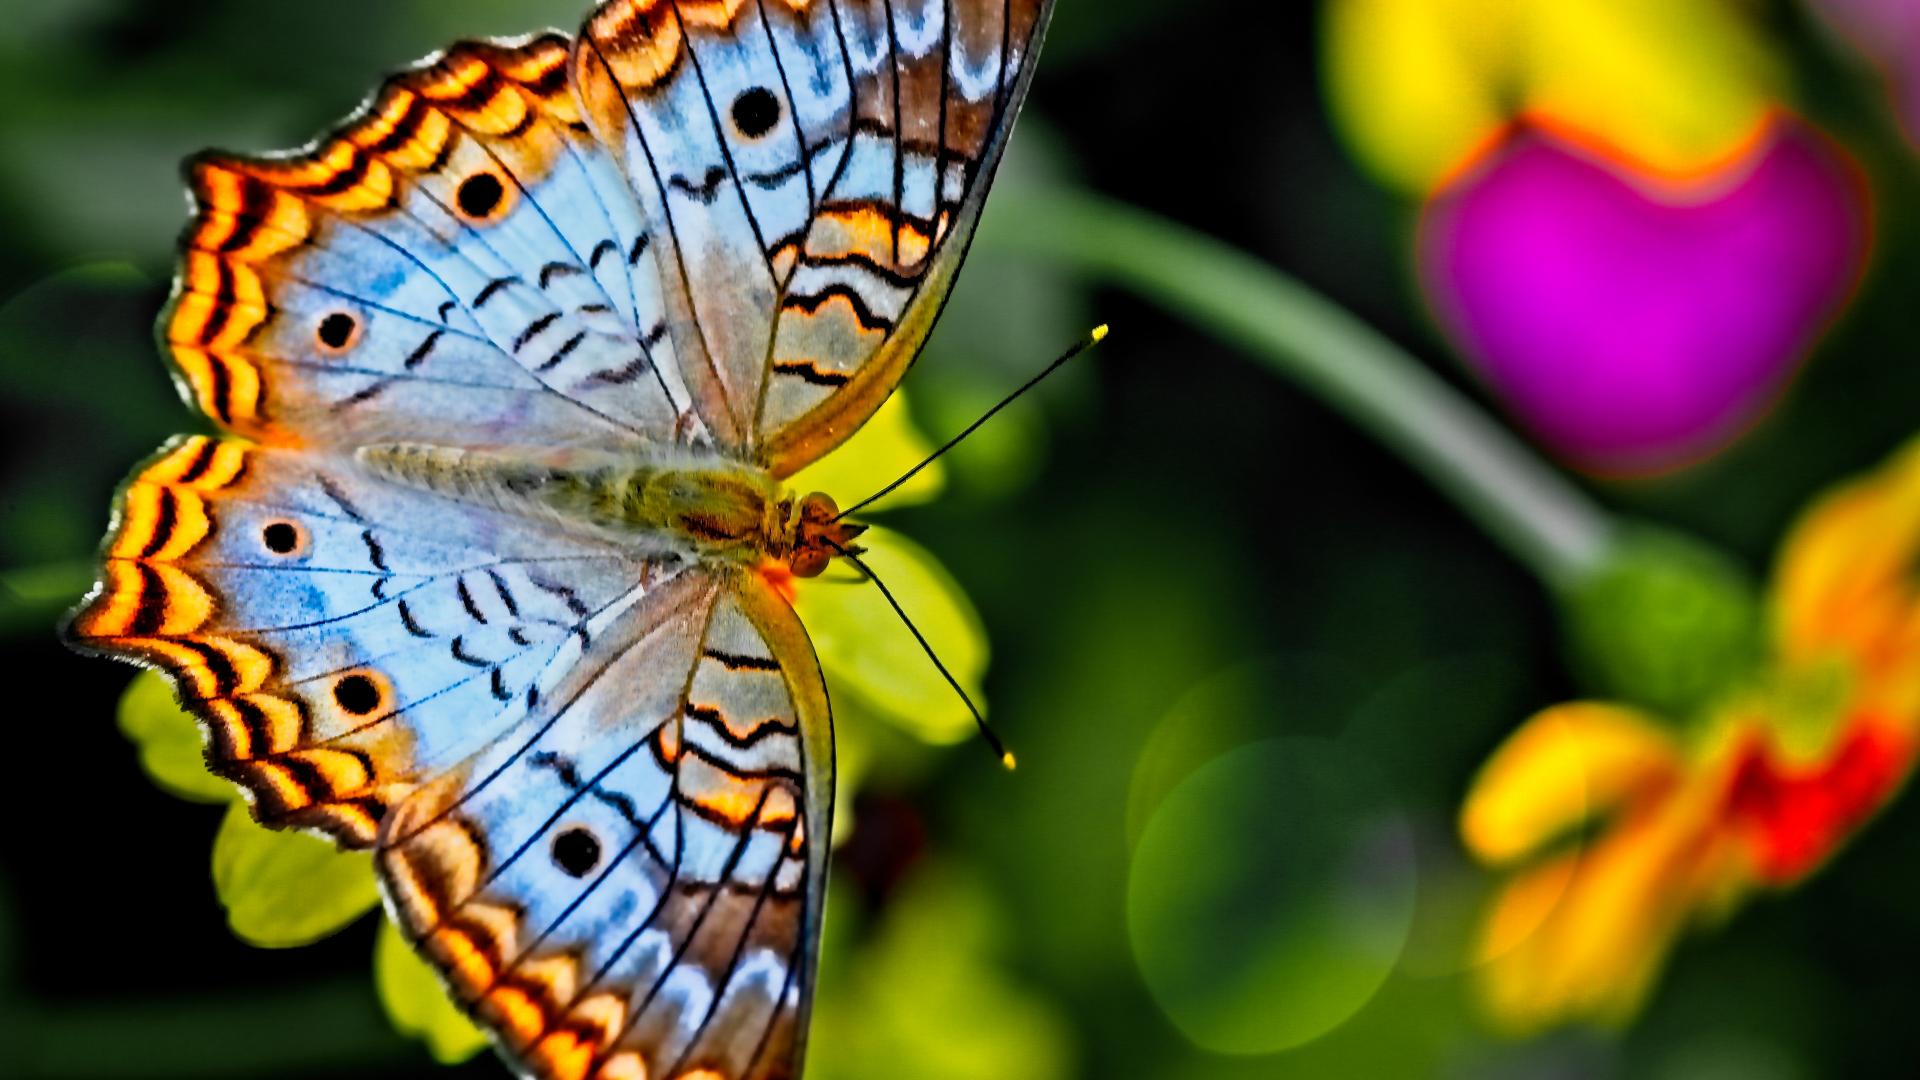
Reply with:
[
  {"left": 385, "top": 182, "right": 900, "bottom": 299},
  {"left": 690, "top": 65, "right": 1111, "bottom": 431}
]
[
  {"left": 66, "top": 438, "right": 656, "bottom": 847},
  {"left": 762, "top": 1, "right": 858, "bottom": 229},
  {"left": 378, "top": 570, "right": 824, "bottom": 1080},
  {"left": 170, "top": 35, "right": 701, "bottom": 450},
  {"left": 577, "top": 5, "right": 787, "bottom": 448}
]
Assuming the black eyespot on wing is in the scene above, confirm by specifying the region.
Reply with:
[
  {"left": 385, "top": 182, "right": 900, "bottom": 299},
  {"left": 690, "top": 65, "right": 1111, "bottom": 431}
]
[
  {"left": 731, "top": 87, "right": 781, "bottom": 139},
  {"left": 317, "top": 312, "right": 358, "bottom": 351},
  {"left": 333, "top": 672, "right": 382, "bottom": 716},
  {"left": 262, "top": 521, "right": 301, "bottom": 555},
  {"left": 552, "top": 826, "right": 601, "bottom": 878},
  {"left": 457, "top": 173, "right": 505, "bottom": 220}
]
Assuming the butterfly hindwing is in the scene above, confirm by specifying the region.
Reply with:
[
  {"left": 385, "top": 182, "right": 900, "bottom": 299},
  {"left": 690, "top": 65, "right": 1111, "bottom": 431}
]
[
  {"left": 575, "top": 0, "right": 1054, "bottom": 471},
  {"left": 171, "top": 35, "right": 697, "bottom": 449},
  {"left": 379, "top": 567, "right": 831, "bottom": 1080},
  {"left": 66, "top": 437, "right": 648, "bottom": 845}
]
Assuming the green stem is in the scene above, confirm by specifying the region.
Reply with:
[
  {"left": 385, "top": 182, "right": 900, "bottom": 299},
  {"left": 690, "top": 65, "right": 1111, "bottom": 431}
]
[{"left": 984, "top": 188, "right": 1616, "bottom": 590}]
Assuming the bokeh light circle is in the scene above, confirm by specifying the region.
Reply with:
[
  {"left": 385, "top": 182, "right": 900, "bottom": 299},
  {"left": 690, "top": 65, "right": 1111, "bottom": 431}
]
[{"left": 1126, "top": 737, "right": 1417, "bottom": 1055}]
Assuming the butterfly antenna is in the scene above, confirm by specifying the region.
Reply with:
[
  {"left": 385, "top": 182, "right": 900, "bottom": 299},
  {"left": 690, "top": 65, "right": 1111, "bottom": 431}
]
[
  {"left": 832, "top": 324, "right": 1111, "bottom": 523},
  {"left": 828, "top": 540, "right": 1017, "bottom": 771}
]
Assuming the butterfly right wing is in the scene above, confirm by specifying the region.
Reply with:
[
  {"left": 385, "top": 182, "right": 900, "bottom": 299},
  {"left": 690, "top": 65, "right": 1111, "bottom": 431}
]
[
  {"left": 379, "top": 566, "right": 832, "bottom": 1080},
  {"left": 573, "top": 0, "right": 1055, "bottom": 471}
]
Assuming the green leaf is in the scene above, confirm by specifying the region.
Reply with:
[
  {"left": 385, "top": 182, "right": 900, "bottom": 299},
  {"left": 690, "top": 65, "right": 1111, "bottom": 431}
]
[
  {"left": 790, "top": 391, "right": 945, "bottom": 515},
  {"left": 810, "top": 866, "right": 1076, "bottom": 1080},
  {"left": 211, "top": 802, "right": 379, "bottom": 949},
  {"left": 795, "top": 526, "right": 987, "bottom": 745},
  {"left": 374, "top": 917, "right": 490, "bottom": 1066},
  {"left": 117, "top": 671, "right": 238, "bottom": 805},
  {"left": 915, "top": 381, "right": 1049, "bottom": 500}
]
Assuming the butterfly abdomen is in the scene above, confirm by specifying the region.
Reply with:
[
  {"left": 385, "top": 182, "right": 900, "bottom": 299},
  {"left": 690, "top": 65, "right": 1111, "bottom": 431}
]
[{"left": 356, "top": 442, "right": 787, "bottom": 561}]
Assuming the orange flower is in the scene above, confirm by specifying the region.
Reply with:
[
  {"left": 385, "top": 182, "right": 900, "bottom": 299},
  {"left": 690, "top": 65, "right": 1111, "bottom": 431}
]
[{"left": 1460, "top": 439, "right": 1920, "bottom": 1031}]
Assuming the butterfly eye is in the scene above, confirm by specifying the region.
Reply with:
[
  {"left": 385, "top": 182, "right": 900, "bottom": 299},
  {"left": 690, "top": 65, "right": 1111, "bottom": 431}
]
[
  {"left": 316, "top": 312, "right": 360, "bottom": 353},
  {"left": 788, "top": 547, "right": 831, "bottom": 578},
  {"left": 552, "top": 826, "right": 602, "bottom": 878},
  {"left": 260, "top": 520, "right": 306, "bottom": 556},
  {"left": 731, "top": 87, "right": 781, "bottom": 139},
  {"left": 455, "top": 172, "right": 508, "bottom": 223},
  {"left": 331, "top": 670, "right": 389, "bottom": 717}
]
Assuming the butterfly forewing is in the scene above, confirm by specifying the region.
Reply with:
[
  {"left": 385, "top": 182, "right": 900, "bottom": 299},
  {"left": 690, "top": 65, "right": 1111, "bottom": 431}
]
[
  {"left": 379, "top": 568, "right": 832, "bottom": 1080},
  {"left": 576, "top": 0, "right": 1053, "bottom": 474},
  {"left": 170, "top": 34, "right": 694, "bottom": 449}
]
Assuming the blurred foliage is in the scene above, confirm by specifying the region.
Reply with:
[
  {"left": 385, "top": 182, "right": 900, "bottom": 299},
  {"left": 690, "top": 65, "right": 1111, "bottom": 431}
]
[
  {"left": 793, "top": 394, "right": 948, "bottom": 516},
  {"left": 375, "top": 919, "right": 491, "bottom": 1066},
  {"left": 1561, "top": 529, "right": 1765, "bottom": 720},
  {"left": 9, "top": 1, "right": 1920, "bottom": 1079},
  {"left": 211, "top": 804, "right": 380, "bottom": 950},
  {"left": 811, "top": 868, "right": 1076, "bottom": 1080},
  {"left": 1128, "top": 737, "right": 1418, "bottom": 1055},
  {"left": 792, "top": 393, "right": 995, "bottom": 747},
  {"left": 798, "top": 524, "right": 991, "bottom": 747},
  {"left": 117, "top": 669, "right": 235, "bottom": 804}
]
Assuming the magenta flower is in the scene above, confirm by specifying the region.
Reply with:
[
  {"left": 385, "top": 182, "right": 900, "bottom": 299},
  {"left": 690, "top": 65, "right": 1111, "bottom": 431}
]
[{"left": 1419, "top": 116, "right": 1870, "bottom": 474}]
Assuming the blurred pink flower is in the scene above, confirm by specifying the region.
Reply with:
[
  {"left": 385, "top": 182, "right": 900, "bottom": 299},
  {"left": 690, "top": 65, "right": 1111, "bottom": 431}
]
[{"left": 1419, "top": 115, "right": 1869, "bottom": 474}]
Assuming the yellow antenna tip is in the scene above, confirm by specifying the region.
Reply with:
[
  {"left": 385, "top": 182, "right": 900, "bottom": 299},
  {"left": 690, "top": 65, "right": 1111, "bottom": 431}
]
[
  {"left": 1091, "top": 324, "right": 1110, "bottom": 343},
  {"left": 1001, "top": 751, "right": 1018, "bottom": 771}
]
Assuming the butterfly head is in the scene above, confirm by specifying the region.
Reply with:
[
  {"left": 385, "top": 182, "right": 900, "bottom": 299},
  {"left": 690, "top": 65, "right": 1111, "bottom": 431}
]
[{"left": 782, "top": 491, "right": 867, "bottom": 578}]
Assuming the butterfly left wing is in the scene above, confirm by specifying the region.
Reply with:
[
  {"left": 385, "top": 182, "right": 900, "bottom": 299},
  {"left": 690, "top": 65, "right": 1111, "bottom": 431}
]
[
  {"left": 574, "top": 0, "right": 1055, "bottom": 473},
  {"left": 380, "top": 565, "right": 832, "bottom": 1080},
  {"left": 170, "top": 34, "right": 702, "bottom": 451},
  {"left": 65, "top": 436, "right": 658, "bottom": 846}
]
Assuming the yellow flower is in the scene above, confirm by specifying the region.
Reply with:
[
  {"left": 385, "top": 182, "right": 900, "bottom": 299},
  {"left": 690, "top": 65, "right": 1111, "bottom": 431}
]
[
  {"left": 114, "top": 391, "right": 991, "bottom": 1064},
  {"left": 1460, "top": 438, "right": 1920, "bottom": 1032},
  {"left": 1323, "top": 0, "right": 1781, "bottom": 193}
]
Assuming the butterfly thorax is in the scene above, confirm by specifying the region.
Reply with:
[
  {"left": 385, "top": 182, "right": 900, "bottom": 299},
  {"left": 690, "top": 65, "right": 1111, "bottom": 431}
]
[{"left": 357, "top": 443, "right": 864, "bottom": 576}]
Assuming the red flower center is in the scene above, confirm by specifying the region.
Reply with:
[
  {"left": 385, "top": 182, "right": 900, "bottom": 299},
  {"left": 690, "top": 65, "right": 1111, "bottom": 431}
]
[{"left": 1726, "top": 717, "right": 1915, "bottom": 884}]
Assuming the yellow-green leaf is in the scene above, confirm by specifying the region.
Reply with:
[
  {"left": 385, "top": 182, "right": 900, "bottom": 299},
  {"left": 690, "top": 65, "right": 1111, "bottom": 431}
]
[
  {"left": 118, "top": 670, "right": 237, "bottom": 804},
  {"left": 375, "top": 917, "right": 491, "bottom": 1066},
  {"left": 794, "top": 526, "right": 987, "bottom": 745},
  {"left": 918, "top": 381, "right": 1048, "bottom": 500},
  {"left": 211, "top": 801, "right": 379, "bottom": 948},
  {"left": 790, "top": 391, "right": 945, "bottom": 515}
]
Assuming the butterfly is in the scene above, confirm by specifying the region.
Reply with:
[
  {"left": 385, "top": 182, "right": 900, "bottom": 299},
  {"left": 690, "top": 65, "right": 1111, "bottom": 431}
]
[{"left": 62, "top": 2, "right": 1053, "bottom": 1078}]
